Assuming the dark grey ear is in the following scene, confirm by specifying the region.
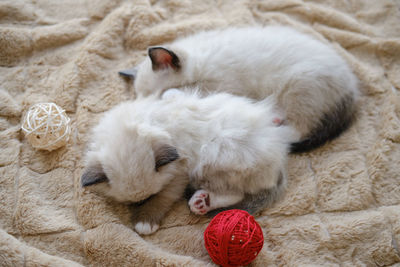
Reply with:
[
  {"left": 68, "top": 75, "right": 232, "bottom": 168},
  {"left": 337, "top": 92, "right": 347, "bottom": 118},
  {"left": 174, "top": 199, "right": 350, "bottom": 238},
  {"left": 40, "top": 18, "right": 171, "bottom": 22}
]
[
  {"left": 153, "top": 144, "right": 179, "bottom": 171},
  {"left": 148, "top": 47, "right": 181, "bottom": 71},
  {"left": 118, "top": 68, "right": 137, "bottom": 79},
  {"left": 81, "top": 164, "right": 109, "bottom": 187}
]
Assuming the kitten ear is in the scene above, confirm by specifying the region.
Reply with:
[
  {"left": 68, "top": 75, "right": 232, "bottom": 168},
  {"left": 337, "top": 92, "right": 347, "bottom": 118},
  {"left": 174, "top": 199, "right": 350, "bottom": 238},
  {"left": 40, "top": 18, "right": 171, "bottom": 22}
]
[
  {"left": 118, "top": 67, "right": 137, "bottom": 79},
  {"left": 148, "top": 47, "right": 181, "bottom": 71},
  {"left": 153, "top": 143, "right": 179, "bottom": 171},
  {"left": 81, "top": 164, "right": 109, "bottom": 187}
]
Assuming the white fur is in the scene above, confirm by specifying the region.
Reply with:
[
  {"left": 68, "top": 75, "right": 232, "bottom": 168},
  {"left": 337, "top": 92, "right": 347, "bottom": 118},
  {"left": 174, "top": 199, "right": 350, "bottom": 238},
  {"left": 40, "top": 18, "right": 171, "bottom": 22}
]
[
  {"left": 134, "top": 222, "right": 159, "bottom": 235},
  {"left": 161, "top": 88, "right": 183, "bottom": 99},
  {"left": 134, "top": 26, "right": 359, "bottom": 138},
  {"left": 83, "top": 90, "right": 298, "bottom": 232}
]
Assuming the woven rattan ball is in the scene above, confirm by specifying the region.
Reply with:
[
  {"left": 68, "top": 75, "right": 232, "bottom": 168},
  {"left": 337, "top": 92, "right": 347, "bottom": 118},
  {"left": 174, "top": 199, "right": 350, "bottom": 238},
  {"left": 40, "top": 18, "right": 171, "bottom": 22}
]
[{"left": 21, "top": 103, "right": 71, "bottom": 151}]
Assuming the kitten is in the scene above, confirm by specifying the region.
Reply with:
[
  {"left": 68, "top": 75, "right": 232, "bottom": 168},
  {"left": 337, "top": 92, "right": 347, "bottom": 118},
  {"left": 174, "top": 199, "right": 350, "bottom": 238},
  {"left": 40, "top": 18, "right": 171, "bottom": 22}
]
[
  {"left": 127, "top": 26, "right": 359, "bottom": 153},
  {"left": 81, "top": 89, "right": 298, "bottom": 235}
]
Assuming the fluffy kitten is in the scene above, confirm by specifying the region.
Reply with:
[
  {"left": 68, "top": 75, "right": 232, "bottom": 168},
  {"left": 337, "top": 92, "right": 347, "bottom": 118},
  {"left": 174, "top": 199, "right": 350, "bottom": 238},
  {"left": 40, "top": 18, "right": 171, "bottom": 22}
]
[
  {"left": 81, "top": 89, "right": 298, "bottom": 235},
  {"left": 127, "top": 26, "right": 359, "bottom": 152}
]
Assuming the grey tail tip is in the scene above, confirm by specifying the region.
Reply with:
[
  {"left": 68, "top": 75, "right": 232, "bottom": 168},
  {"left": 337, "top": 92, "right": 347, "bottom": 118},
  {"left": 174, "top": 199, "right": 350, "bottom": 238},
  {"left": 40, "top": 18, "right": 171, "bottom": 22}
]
[{"left": 290, "top": 94, "right": 356, "bottom": 154}]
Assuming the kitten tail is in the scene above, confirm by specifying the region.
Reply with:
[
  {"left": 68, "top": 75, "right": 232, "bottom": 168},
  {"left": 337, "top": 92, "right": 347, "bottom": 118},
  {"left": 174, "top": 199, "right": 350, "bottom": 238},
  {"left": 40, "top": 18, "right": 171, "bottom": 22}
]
[{"left": 290, "top": 94, "right": 356, "bottom": 153}]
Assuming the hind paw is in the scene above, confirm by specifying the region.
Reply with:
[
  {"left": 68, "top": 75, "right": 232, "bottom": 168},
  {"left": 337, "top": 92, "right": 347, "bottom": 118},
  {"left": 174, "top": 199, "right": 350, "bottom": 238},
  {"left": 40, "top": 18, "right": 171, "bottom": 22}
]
[{"left": 188, "top": 190, "right": 211, "bottom": 215}]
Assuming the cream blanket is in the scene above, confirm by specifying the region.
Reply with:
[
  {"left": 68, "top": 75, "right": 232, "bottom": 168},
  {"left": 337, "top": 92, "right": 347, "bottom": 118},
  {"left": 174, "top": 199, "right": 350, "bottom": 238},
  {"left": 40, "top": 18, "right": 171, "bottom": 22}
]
[{"left": 1, "top": 0, "right": 400, "bottom": 266}]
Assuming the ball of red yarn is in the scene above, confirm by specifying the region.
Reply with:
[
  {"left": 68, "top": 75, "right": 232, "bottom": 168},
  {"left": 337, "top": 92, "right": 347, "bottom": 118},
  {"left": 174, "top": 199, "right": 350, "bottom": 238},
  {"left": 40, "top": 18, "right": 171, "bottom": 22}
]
[{"left": 204, "top": 209, "right": 264, "bottom": 267}]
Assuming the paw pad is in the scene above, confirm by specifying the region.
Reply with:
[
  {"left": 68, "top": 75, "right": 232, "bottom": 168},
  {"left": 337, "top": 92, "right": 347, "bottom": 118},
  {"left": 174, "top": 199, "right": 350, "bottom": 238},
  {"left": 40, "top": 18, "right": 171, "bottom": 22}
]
[{"left": 189, "top": 190, "right": 211, "bottom": 215}]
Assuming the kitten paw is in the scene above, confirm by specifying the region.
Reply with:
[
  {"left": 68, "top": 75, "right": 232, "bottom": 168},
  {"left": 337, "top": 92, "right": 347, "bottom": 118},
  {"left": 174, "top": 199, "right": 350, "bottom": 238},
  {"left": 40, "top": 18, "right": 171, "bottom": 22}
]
[
  {"left": 188, "top": 190, "right": 211, "bottom": 215},
  {"left": 161, "top": 88, "right": 183, "bottom": 99},
  {"left": 134, "top": 222, "right": 159, "bottom": 235},
  {"left": 273, "top": 117, "right": 284, "bottom": 126}
]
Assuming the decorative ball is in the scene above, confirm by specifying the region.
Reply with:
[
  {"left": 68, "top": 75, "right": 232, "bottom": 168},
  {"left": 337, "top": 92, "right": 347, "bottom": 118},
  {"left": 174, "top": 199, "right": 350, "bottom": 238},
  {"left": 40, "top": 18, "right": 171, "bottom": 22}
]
[
  {"left": 204, "top": 209, "right": 264, "bottom": 267},
  {"left": 21, "top": 102, "right": 71, "bottom": 151}
]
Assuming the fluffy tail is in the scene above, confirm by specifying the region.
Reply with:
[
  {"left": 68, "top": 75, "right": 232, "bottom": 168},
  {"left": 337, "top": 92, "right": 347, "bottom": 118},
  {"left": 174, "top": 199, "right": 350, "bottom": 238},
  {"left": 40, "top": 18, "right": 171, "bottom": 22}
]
[{"left": 290, "top": 94, "right": 356, "bottom": 153}]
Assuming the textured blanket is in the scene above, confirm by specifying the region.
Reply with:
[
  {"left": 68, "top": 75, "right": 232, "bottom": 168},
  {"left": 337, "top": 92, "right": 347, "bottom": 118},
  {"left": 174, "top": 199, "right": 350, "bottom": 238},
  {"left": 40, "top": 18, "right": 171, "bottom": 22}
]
[{"left": 1, "top": 0, "right": 400, "bottom": 266}]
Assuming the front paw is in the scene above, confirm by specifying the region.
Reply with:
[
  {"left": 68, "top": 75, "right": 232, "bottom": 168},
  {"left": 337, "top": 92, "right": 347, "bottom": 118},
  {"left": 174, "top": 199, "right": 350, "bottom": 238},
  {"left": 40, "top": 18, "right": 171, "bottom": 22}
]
[
  {"left": 131, "top": 204, "right": 162, "bottom": 235},
  {"left": 134, "top": 221, "right": 159, "bottom": 235},
  {"left": 161, "top": 88, "right": 183, "bottom": 99},
  {"left": 188, "top": 189, "right": 211, "bottom": 215}
]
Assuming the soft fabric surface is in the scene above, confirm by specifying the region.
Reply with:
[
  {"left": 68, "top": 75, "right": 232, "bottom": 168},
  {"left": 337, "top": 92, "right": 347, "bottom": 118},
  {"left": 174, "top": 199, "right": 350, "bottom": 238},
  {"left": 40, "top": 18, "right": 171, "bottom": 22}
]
[{"left": 1, "top": 0, "right": 400, "bottom": 266}]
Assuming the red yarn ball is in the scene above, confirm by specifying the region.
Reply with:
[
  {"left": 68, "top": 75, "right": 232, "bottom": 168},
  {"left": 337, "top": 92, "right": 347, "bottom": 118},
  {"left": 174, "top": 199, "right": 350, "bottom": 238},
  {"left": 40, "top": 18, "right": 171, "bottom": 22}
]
[{"left": 204, "top": 209, "right": 264, "bottom": 267}]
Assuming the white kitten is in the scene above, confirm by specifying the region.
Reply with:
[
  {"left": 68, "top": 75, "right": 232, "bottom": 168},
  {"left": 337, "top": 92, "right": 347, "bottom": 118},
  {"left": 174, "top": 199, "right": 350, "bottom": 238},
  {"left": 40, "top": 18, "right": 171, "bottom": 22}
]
[
  {"left": 81, "top": 89, "right": 298, "bottom": 235},
  {"left": 129, "top": 26, "right": 359, "bottom": 152}
]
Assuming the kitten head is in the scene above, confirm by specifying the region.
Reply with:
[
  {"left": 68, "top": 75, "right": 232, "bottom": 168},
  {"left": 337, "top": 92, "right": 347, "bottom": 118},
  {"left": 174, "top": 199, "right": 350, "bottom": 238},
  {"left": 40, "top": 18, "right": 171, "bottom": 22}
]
[
  {"left": 134, "top": 47, "right": 187, "bottom": 97},
  {"left": 81, "top": 102, "right": 181, "bottom": 203}
]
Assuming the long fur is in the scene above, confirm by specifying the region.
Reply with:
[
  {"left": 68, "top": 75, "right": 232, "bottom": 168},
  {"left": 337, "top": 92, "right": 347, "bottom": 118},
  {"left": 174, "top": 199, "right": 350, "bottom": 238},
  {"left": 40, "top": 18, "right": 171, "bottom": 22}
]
[
  {"left": 82, "top": 90, "right": 298, "bottom": 234},
  {"left": 133, "top": 26, "right": 359, "bottom": 152}
]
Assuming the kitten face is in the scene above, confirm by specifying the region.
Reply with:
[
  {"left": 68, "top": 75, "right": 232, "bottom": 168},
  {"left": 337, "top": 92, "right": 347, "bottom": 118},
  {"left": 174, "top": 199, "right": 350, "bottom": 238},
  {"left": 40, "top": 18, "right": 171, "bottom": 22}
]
[
  {"left": 81, "top": 103, "right": 180, "bottom": 203},
  {"left": 134, "top": 47, "right": 186, "bottom": 97}
]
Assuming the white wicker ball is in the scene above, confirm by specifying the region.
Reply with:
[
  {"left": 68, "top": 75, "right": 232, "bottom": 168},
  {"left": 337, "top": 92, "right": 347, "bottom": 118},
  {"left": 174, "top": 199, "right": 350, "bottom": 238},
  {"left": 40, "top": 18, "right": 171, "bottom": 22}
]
[{"left": 21, "top": 103, "right": 71, "bottom": 151}]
